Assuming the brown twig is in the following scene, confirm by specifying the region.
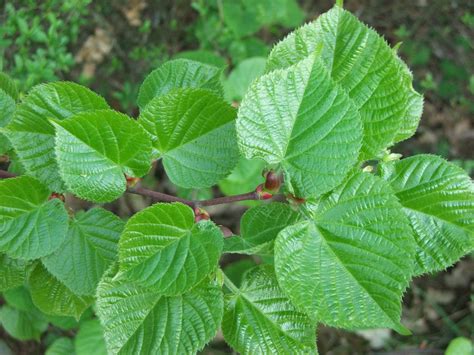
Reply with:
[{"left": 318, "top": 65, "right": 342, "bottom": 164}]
[{"left": 0, "top": 169, "right": 269, "bottom": 208}]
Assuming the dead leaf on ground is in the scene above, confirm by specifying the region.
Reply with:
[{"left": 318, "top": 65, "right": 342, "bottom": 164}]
[
  {"left": 121, "top": 0, "right": 147, "bottom": 27},
  {"left": 75, "top": 28, "right": 114, "bottom": 78}
]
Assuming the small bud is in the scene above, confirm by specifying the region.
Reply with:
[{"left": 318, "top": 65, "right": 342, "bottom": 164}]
[
  {"left": 49, "top": 192, "right": 65, "bottom": 202},
  {"left": 264, "top": 171, "right": 282, "bottom": 193},
  {"left": 194, "top": 207, "right": 210, "bottom": 223},
  {"left": 256, "top": 184, "right": 273, "bottom": 200},
  {"left": 287, "top": 193, "right": 305, "bottom": 204},
  {"left": 125, "top": 175, "right": 140, "bottom": 188}
]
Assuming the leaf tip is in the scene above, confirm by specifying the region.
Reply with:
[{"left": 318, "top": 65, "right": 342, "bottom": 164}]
[{"left": 336, "top": 0, "right": 344, "bottom": 8}]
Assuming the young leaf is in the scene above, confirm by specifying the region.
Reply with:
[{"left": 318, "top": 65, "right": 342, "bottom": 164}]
[
  {"left": 42, "top": 208, "right": 124, "bottom": 296},
  {"left": 137, "top": 59, "right": 223, "bottom": 109},
  {"left": 119, "top": 203, "right": 223, "bottom": 295},
  {"left": 237, "top": 53, "right": 362, "bottom": 198},
  {"left": 75, "top": 319, "right": 107, "bottom": 355},
  {"left": 0, "top": 305, "right": 48, "bottom": 341},
  {"left": 46, "top": 337, "right": 75, "bottom": 355},
  {"left": 266, "top": 6, "right": 421, "bottom": 159},
  {"left": 138, "top": 88, "right": 239, "bottom": 188},
  {"left": 4, "top": 82, "right": 109, "bottom": 191},
  {"left": 52, "top": 109, "right": 152, "bottom": 202},
  {"left": 96, "top": 267, "right": 223, "bottom": 354},
  {"left": 275, "top": 172, "right": 415, "bottom": 334},
  {"left": 225, "top": 202, "right": 299, "bottom": 254},
  {"left": 381, "top": 155, "right": 474, "bottom": 275},
  {"left": 0, "top": 254, "right": 28, "bottom": 291},
  {"left": 29, "top": 263, "right": 93, "bottom": 319},
  {"left": 222, "top": 266, "right": 317, "bottom": 354},
  {"left": 0, "top": 176, "right": 69, "bottom": 260}
]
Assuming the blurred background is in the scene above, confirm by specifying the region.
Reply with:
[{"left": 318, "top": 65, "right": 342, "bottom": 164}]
[{"left": 0, "top": 0, "right": 472, "bottom": 354}]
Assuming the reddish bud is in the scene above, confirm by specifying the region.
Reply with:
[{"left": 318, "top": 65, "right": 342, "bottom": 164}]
[
  {"left": 256, "top": 184, "right": 273, "bottom": 200},
  {"left": 287, "top": 193, "right": 305, "bottom": 204},
  {"left": 264, "top": 171, "right": 282, "bottom": 192},
  {"left": 125, "top": 175, "right": 140, "bottom": 188},
  {"left": 49, "top": 192, "right": 65, "bottom": 202},
  {"left": 194, "top": 207, "right": 210, "bottom": 223}
]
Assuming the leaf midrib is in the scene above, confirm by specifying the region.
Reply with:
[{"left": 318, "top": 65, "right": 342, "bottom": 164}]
[
  {"left": 234, "top": 291, "right": 311, "bottom": 349},
  {"left": 312, "top": 222, "right": 400, "bottom": 328}
]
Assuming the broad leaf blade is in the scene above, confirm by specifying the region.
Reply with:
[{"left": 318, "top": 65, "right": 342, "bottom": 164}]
[
  {"left": 275, "top": 172, "right": 415, "bottom": 333},
  {"left": 381, "top": 155, "right": 474, "bottom": 275},
  {"left": 119, "top": 203, "right": 223, "bottom": 295},
  {"left": 266, "top": 6, "right": 422, "bottom": 159},
  {"left": 5, "top": 82, "right": 109, "bottom": 191},
  {"left": 0, "top": 305, "right": 48, "bottom": 341},
  {"left": 0, "top": 72, "right": 19, "bottom": 100},
  {"left": 53, "top": 109, "right": 152, "bottom": 202},
  {"left": 138, "top": 88, "right": 239, "bottom": 188},
  {"left": 29, "top": 263, "right": 93, "bottom": 319},
  {"left": 237, "top": 53, "right": 362, "bottom": 197},
  {"left": 75, "top": 319, "right": 107, "bottom": 355},
  {"left": 226, "top": 202, "right": 299, "bottom": 254},
  {"left": 96, "top": 267, "right": 223, "bottom": 355},
  {"left": 43, "top": 208, "right": 124, "bottom": 295},
  {"left": 224, "top": 57, "right": 267, "bottom": 102},
  {"left": 137, "top": 59, "right": 223, "bottom": 109},
  {"left": 222, "top": 266, "right": 317, "bottom": 354},
  {"left": 46, "top": 338, "right": 75, "bottom": 355},
  {"left": 0, "top": 254, "right": 28, "bottom": 291},
  {"left": 0, "top": 176, "right": 69, "bottom": 259}
]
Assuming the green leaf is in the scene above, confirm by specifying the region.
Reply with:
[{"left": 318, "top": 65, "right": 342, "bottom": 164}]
[
  {"left": 0, "top": 72, "right": 19, "bottom": 100},
  {"left": 392, "top": 59, "right": 424, "bottom": 144},
  {"left": 224, "top": 57, "right": 266, "bottom": 102},
  {"left": 46, "top": 337, "right": 75, "bottom": 355},
  {"left": 43, "top": 208, "right": 124, "bottom": 295},
  {"left": 3, "top": 286, "right": 36, "bottom": 312},
  {"left": 4, "top": 82, "right": 109, "bottom": 191},
  {"left": 222, "top": 266, "right": 317, "bottom": 354},
  {"left": 174, "top": 50, "right": 227, "bottom": 68},
  {"left": 237, "top": 53, "right": 362, "bottom": 198},
  {"left": 445, "top": 337, "right": 473, "bottom": 355},
  {"left": 0, "top": 176, "right": 69, "bottom": 259},
  {"left": 29, "top": 263, "right": 93, "bottom": 319},
  {"left": 137, "top": 59, "right": 223, "bottom": 109},
  {"left": 119, "top": 203, "right": 223, "bottom": 295},
  {"left": 381, "top": 155, "right": 474, "bottom": 275},
  {"left": 46, "top": 315, "right": 79, "bottom": 330},
  {"left": 0, "top": 89, "right": 15, "bottom": 128},
  {"left": 75, "top": 319, "right": 107, "bottom": 355},
  {"left": 225, "top": 203, "right": 299, "bottom": 254},
  {"left": 52, "top": 109, "right": 152, "bottom": 202},
  {"left": 222, "top": 0, "right": 261, "bottom": 38},
  {"left": 0, "top": 254, "right": 28, "bottom": 291},
  {"left": 275, "top": 172, "right": 415, "bottom": 333},
  {"left": 0, "top": 305, "right": 48, "bottom": 341},
  {"left": 266, "top": 6, "right": 421, "bottom": 159},
  {"left": 138, "top": 88, "right": 238, "bottom": 188},
  {"left": 96, "top": 266, "right": 223, "bottom": 354},
  {"left": 218, "top": 157, "right": 265, "bottom": 198}
]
